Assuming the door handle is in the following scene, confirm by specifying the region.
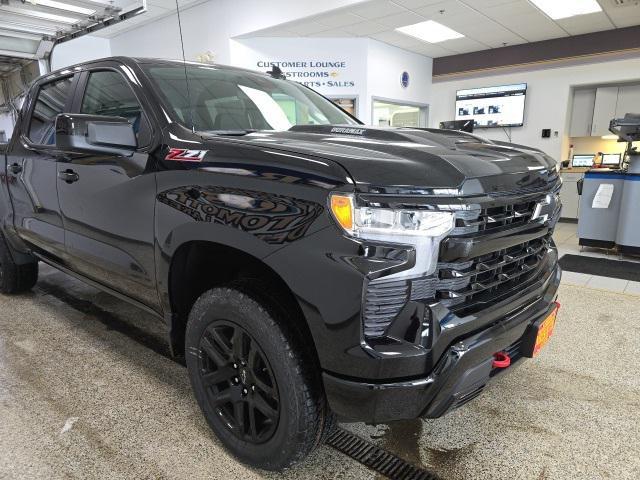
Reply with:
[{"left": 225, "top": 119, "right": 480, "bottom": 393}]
[
  {"left": 8, "top": 163, "right": 22, "bottom": 174},
  {"left": 58, "top": 169, "right": 79, "bottom": 184}
]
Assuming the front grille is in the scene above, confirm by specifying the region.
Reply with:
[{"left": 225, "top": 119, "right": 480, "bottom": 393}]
[
  {"left": 453, "top": 200, "right": 538, "bottom": 236},
  {"left": 362, "top": 189, "right": 559, "bottom": 338},
  {"left": 436, "top": 233, "right": 552, "bottom": 316}
]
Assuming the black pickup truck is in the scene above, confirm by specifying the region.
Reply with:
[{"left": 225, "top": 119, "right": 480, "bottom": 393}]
[{"left": 0, "top": 57, "right": 561, "bottom": 470}]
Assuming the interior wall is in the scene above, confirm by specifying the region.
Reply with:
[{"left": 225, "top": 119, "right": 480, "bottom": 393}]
[
  {"left": 365, "top": 40, "right": 432, "bottom": 124},
  {"left": 430, "top": 55, "right": 640, "bottom": 162},
  {"left": 109, "top": 0, "right": 367, "bottom": 65},
  {"left": 230, "top": 37, "right": 433, "bottom": 123},
  {"left": 570, "top": 137, "right": 628, "bottom": 156},
  {"left": 230, "top": 37, "right": 368, "bottom": 117},
  {"left": 51, "top": 36, "right": 112, "bottom": 71}
]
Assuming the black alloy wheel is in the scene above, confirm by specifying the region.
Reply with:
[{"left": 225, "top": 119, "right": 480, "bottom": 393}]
[
  {"left": 186, "top": 287, "right": 333, "bottom": 470},
  {"left": 198, "top": 320, "right": 280, "bottom": 443}
]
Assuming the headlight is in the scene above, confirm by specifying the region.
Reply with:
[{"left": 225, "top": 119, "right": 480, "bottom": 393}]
[{"left": 330, "top": 193, "right": 454, "bottom": 279}]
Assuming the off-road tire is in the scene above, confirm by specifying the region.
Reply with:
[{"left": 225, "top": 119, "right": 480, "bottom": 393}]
[{"left": 185, "top": 287, "right": 332, "bottom": 470}]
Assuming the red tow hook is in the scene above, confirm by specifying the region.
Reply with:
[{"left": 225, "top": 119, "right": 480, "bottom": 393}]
[{"left": 492, "top": 351, "right": 511, "bottom": 369}]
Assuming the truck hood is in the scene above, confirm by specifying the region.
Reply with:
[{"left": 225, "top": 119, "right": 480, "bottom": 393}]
[{"left": 201, "top": 125, "right": 558, "bottom": 195}]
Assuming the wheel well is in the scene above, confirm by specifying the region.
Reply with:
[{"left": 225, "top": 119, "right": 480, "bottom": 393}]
[{"left": 168, "top": 241, "right": 319, "bottom": 366}]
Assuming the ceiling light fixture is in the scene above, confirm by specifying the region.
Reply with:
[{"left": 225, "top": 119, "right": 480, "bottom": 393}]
[
  {"left": 31, "top": 0, "right": 95, "bottom": 16},
  {"left": 396, "top": 20, "right": 464, "bottom": 43},
  {"left": 529, "top": 0, "right": 602, "bottom": 20},
  {"left": 0, "top": 5, "right": 78, "bottom": 24}
]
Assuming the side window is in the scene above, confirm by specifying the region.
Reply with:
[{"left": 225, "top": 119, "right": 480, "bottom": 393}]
[
  {"left": 28, "top": 76, "right": 74, "bottom": 145},
  {"left": 80, "top": 71, "right": 151, "bottom": 147}
]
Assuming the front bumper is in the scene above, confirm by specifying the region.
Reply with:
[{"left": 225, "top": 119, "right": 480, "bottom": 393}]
[{"left": 323, "top": 264, "right": 561, "bottom": 423}]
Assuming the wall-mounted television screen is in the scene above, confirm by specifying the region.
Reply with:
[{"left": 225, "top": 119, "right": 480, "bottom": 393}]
[{"left": 455, "top": 83, "right": 527, "bottom": 128}]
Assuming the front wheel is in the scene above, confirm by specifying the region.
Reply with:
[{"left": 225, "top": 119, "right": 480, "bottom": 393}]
[{"left": 185, "top": 287, "right": 330, "bottom": 470}]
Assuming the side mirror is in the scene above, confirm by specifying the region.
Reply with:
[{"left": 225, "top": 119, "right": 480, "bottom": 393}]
[{"left": 55, "top": 113, "right": 137, "bottom": 157}]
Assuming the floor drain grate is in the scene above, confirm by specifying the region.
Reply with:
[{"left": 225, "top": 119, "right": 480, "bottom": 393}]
[{"left": 326, "top": 427, "right": 442, "bottom": 480}]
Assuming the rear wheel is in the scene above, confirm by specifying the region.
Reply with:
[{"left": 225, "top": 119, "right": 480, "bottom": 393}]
[
  {"left": 185, "top": 287, "right": 331, "bottom": 470},
  {"left": 0, "top": 231, "right": 38, "bottom": 294}
]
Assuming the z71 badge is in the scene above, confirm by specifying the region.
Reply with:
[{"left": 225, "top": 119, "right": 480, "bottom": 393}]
[{"left": 165, "top": 148, "right": 208, "bottom": 162}]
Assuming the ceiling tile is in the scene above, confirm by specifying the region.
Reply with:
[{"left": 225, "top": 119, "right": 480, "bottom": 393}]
[
  {"left": 479, "top": 0, "right": 542, "bottom": 19},
  {"left": 392, "top": 0, "right": 444, "bottom": 9},
  {"left": 347, "top": 0, "right": 406, "bottom": 19},
  {"left": 285, "top": 21, "right": 333, "bottom": 35},
  {"left": 413, "top": 0, "right": 476, "bottom": 20},
  {"left": 370, "top": 30, "right": 423, "bottom": 48},
  {"left": 406, "top": 41, "right": 456, "bottom": 58},
  {"left": 308, "top": 28, "right": 354, "bottom": 37},
  {"left": 555, "top": 11, "right": 615, "bottom": 35},
  {"left": 456, "top": 22, "right": 527, "bottom": 47},
  {"left": 375, "top": 10, "right": 425, "bottom": 28},
  {"left": 438, "top": 36, "right": 490, "bottom": 53},
  {"left": 458, "top": 0, "right": 519, "bottom": 9},
  {"left": 254, "top": 27, "right": 298, "bottom": 37},
  {"left": 589, "top": 5, "right": 640, "bottom": 30},
  {"left": 314, "top": 12, "right": 365, "bottom": 28},
  {"left": 341, "top": 20, "right": 389, "bottom": 35},
  {"left": 436, "top": 9, "right": 493, "bottom": 28},
  {"left": 476, "top": 34, "right": 528, "bottom": 48},
  {"left": 599, "top": 1, "right": 640, "bottom": 15},
  {"left": 493, "top": 13, "right": 569, "bottom": 42}
]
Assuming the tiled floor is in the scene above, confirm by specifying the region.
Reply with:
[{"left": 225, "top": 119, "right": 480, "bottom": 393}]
[{"left": 553, "top": 221, "right": 640, "bottom": 296}]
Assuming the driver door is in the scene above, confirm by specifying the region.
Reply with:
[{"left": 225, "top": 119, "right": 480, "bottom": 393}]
[{"left": 56, "top": 67, "right": 160, "bottom": 310}]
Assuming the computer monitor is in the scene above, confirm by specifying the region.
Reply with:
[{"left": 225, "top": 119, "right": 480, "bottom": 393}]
[
  {"left": 601, "top": 153, "right": 621, "bottom": 166},
  {"left": 572, "top": 154, "right": 595, "bottom": 168}
]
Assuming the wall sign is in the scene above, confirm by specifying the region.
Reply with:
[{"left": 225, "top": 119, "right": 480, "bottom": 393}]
[
  {"left": 401, "top": 71, "right": 410, "bottom": 89},
  {"left": 255, "top": 60, "right": 355, "bottom": 90}
]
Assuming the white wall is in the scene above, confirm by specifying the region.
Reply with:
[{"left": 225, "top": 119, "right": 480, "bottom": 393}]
[
  {"left": 230, "top": 38, "right": 369, "bottom": 117},
  {"left": 230, "top": 37, "right": 433, "bottom": 123},
  {"left": 110, "top": 0, "right": 367, "bottom": 64},
  {"left": 51, "top": 36, "right": 112, "bottom": 71},
  {"left": 366, "top": 40, "right": 432, "bottom": 123},
  {"left": 430, "top": 55, "right": 640, "bottom": 161}
]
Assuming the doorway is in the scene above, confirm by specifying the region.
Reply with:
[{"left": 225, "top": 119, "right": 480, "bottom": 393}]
[{"left": 372, "top": 99, "right": 428, "bottom": 128}]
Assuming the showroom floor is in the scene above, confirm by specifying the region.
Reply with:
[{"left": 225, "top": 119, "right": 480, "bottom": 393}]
[{"left": 0, "top": 226, "right": 638, "bottom": 480}]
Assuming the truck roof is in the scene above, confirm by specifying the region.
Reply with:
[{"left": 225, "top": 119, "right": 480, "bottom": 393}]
[{"left": 40, "top": 56, "right": 276, "bottom": 84}]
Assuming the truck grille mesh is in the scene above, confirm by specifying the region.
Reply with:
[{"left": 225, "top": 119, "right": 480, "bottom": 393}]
[
  {"left": 452, "top": 201, "right": 537, "bottom": 236},
  {"left": 436, "top": 233, "right": 552, "bottom": 316}
]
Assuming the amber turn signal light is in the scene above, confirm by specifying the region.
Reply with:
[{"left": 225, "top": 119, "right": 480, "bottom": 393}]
[{"left": 330, "top": 194, "right": 353, "bottom": 231}]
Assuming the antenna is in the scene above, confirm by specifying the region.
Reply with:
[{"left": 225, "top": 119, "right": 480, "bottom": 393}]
[{"left": 174, "top": 0, "right": 195, "bottom": 132}]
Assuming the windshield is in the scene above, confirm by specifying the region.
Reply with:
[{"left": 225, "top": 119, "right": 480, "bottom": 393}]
[{"left": 144, "top": 64, "right": 360, "bottom": 132}]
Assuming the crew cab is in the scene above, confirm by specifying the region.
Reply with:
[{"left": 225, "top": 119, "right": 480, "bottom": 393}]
[{"left": 0, "top": 57, "right": 561, "bottom": 470}]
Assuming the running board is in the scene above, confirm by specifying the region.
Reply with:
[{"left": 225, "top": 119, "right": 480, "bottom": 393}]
[{"left": 32, "top": 253, "right": 163, "bottom": 320}]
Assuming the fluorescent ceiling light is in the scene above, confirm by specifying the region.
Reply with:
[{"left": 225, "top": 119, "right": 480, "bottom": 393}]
[
  {"left": 0, "top": 5, "right": 78, "bottom": 24},
  {"left": 529, "top": 0, "right": 602, "bottom": 20},
  {"left": 33, "top": 0, "right": 96, "bottom": 16},
  {"left": 396, "top": 20, "right": 464, "bottom": 43}
]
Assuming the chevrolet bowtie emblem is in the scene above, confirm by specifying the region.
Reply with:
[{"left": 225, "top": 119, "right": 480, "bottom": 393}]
[{"left": 531, "top": 194, "right": 552, "bottom": 222}]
